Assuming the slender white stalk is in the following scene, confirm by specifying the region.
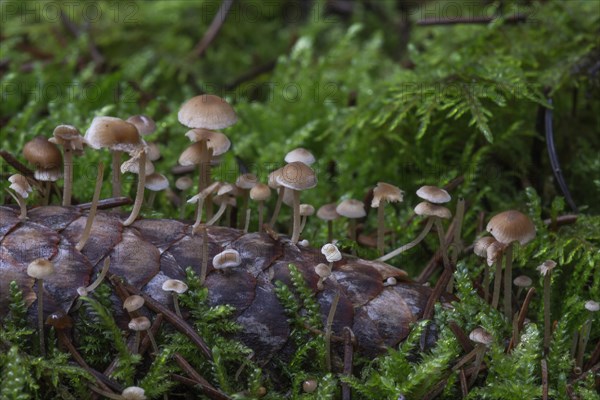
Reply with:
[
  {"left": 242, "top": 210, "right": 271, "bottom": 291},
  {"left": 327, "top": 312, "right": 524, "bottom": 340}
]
[
  {"left": 111, "top": 150, "right": 122, "bottom": 198},
  {"left": 206, "top": 202, "right": 227, "bottom": 226},
  {"left": 243, "top": 208, "right": 251, "bottom": 233},
  {"left": 5, "top": 189, "right": 27, "bottom": 220},
  {"left": 77, "top": 258, "right": 110, "bottom": 296},
  {"left": 62, "top": 149, "right": 73, "bottom": 206},
  {"left": 491, "top": 253, "right": 504, "bottom": 309},
  {"left": 377, "top": 203, "right": 386, "bottom": 256},
  {"left": 290, "top": 190, "right": 301, "bottom": 243},
  {"left": 377, "top": 218, "right": 434, "bottom": 262},
  {"left": 325, "top": 290, "right": 340, "bottom": 371},
  {"left": 37, "top": 278, "right": 45, "bottom": 356},
  {"left": 200, "top": 226, "right": 208, "bottom": 285},
  {"left": 504, "top": 245, "right": 514, "bottom": 318},
  {"left": 123, "top": 150, "right": 146, "bottom": 226},
  {"left": 76, "top": 163, "right": 104, "bottom": 251},
  {"left": 269, "top": 187, "right": 285, "bottom": 227}
]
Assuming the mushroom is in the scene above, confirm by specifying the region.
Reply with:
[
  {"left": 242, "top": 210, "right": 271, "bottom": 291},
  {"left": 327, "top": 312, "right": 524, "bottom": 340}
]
[
  {"left": 49, "top": 124, "right": 86, "bottom": 206},
  {"left": 128, "top": 316, "right": 158, "bottom": 354},
  {"left": 144, "top": 173, "right": 169, "bottom": 208},
  {"left": 7, "top": 174, "right": 32, "bottom": 220},
  {"left": 187, "top": 181, "right": 221, "bottom": 233},
  {"left": 302, "top": 379, "right": 318, "bottom": 393},
  {"left": 205, "top": 184, "right": 238, "bottom": 226},
  {"left": 267, "top": 167, "right": 285, "bottom": 228},
  {"left": 178, "top": 94, "right": 237, "bottom": 130},
  {"left": 236, "top": 173, "right": 258, "bottom": 232},
  {"left": 284, "top": 147, "right": 315, "bottom": 165},
  {"left": 84, "top": 116, "right": 141, "bottom": 198},
  {"left": 162, "top": 279, "right": 188, "bottom": 318},
  {"left": 487, "top": 210, "right": 536, "bottom": 318},
  {"left": 77, "top": 257, "right": 110, "bottom": 297},
  {"left": 23, "top": 136, "right": 63, "bottom": 204},
  {"left": 415, "top": 186, "right": 452, "bottom": 269},
  {"left": 513, "top": 275, "right": 532, "bottom": 301},
  {"left": 123, "top": 295, "right": 145, "bottom": 314},
  {"left": 316, "top": 203, "right": 340, "bottom": 243},
  {"left": 336, "top": 199, "right": 366, "bottom": 243},
  {"left": 145, "top": 141, "right": 161, "bottom": 162},
  {"left": 314, "top": 263, "right": 331, "bottom": 290},
  {"left": 371, "top": 182, "right": 404, "bottom": 256},
  {"left": 249, "top": 183, "right": 271, "bottom": 232},
  {"left": 473, "top": 236, "right": 497, "bottom": 302},
  {"left": 121, "top": 386, "right": 147, "bottom": 400},
  {"left": 126, "top": 115, "right": 156, "bottom": 136},
  {"left": 486, "top": 240, "right": 506, "bottom": 309},
  {"left": 175, "top": 176, "right": 194, "bottom": 219},
  {"left": 321, "top": 243, "right": 342, "bottom": 270},
  {"left": 275, "top": 162, "right": 317, "bottom": 243},
  {"left": 468, "top": 327, "right": 493, "bottom": 386},
  {"left": 212, "top": 249, "right": 242, "bottom": 271},
  {"left": 299, "top": 203, "right": 315, "bottom": 233},
  {"left": 76, "top": 162, "right": 105, "bottom": 251},
  {"left": 120, "top": 146, "right": 150, "bottom": 226},
  {"left": 537, "top": 259, "right": 557, "bottom": 352},
  {"left": 576, "top": 300, "right": 599, "bottom": 370},
  {"left": 27, "top": 258, "right": 56, "bottom": 355}
]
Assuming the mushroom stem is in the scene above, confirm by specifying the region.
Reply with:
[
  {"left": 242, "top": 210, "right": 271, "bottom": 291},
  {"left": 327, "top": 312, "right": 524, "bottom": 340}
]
[
  {"left": 192, "top": 198, "right": 206, "bottom": 233},
  {"left": 434, "top": 217, "right": 451, "bottom": 269},
  {"left": 206, "top": 201, "right": 227, "bottom": 226},
  {"left": 132, "top": 331, "right": 141, "bottom": 354},
  {"left": 543, "top": 271, "right": 552, "bottom": 352},
  {"left": 172, "top": 293, "right": 182, "bottom": 319},
  {"left": 257, "top": 201, "right": 264, "bottom": 232},
  {"left": 290, "top": 190, "right": 301, "bottom": 243},
  {"left": 36, "top": 278, "right": 46, "bottom": 356},
  {"left": 376, "top": 202, "right": 386, "bottom": 256},
  {"left": 503, "top": 244, "right": 514, "bottom": 318},
  {"left": 62, "top": 149, "right": 73, "bottom": 206},
  {"left": 482, "top": 262, "right": 490, "bottom": 303},
  {"left": 240, "top": 190, "right": 249, "bottom": 229},
  {"left": 5, "top": 189, "right": 27, "bottom": 221},
  {"left": 200, "top": 226, "right": 208, "bottom": 285},
  {"left": 325, "top": 290, "right": 340, "bottom": 371},
  {"left": 78, "top": 258, "right": 110, "bottom": 296},
  {"left": 349, "top": 219, "right": 357, "bottom": 243},
  {"left": 111, "top": 150, "right": 122, "bottom": 198},
  {"left": 42, "top": 181, "right": 51, "bottom": 206},
  {"left": 76, "top": 162, "right": 104, "bottom": 251},
  {"left": 576, "top": 319, "right": 592, "bottom": 369},
  {"left": 145, "top": 328, "right": 159, "bottom": 354},
  {"left": 179, "top": 189, "right": 189, "bottom": 220},
  {"left": 243, "top": 208, "right": 251, "bottom": 233},
  {"left": 299, "top": 215, "right": 308, "bottom": 233},
  {"left": 123, "top": 150, "right": 146, "bottom": 226},
  {"left": 377, "top": 218, "right": 434, "bottom": 262},
  {"left": 146, "top": 191, "right": 157, "bottom": 209},
  {"left": 491, "top": 253, "right": 504, "bottom": 310},
  {"left": 269, "top": 187, "right": 285, "bottom": 227}
]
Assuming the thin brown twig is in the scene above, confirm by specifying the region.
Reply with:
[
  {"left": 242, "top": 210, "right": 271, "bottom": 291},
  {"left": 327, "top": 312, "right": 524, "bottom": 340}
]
[
  {"left": 507, "top": 287, "right": 536, "bottom": 352},
  {"left": 582, "top": 340, "right": 600, "bottom": 372},
  {"left": 173, "top": 353, "right": 231, "bottom": 400},
  {"left": 417, "top": 14, "right": 527, "bottom": 26},
  {"left": 449, "top": 321, "right": 474, "bottom": 353},
  {"left": 459, "top": 368, "right": 469, "bottom": 398},
  {"left": 341, "top": 327, "right": 355, "bottom": 400},
  {"left": 193, "top": 0, "right": 235, "bottom": 58},
  {"left": 76, "top": 197, "right": 132, "bottom": 210},
  {"left": 541, "top": 358, "right": 549, "bottom": 400}
]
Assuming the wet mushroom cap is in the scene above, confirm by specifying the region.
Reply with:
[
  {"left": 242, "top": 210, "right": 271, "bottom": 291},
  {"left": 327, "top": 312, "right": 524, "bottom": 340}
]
[
  {"left": 8, "top": 174, "right": 32, "bottom": 198},
  {"left": 537, "top": 260, "right": 557, "bottom": 276},
  {"left": 121, "top": 386, "right": 147, "bottom": 400},
  {"left": 299, "top": 204, "right": 315, "bottom": 217},
  {"left": 145, "top": 173, "right": 169, "bottom": 191},
  {"left": 184, "top": 129, "right": 232, "bottom": 155},
  {"left": 473, "top": 236, "right": 497, "bottom": 258},
  {"left": 213, "top": 249, "right": 242, "bottom": 269},
  {"left": 145, "top": 142, "right": 161, "bottom": 161},
  {"left": 23, "top": 136, "right": 63, "bottom": 170},
  {"left": 284, "top": 148, "right": 316, "bottom": 165},
  {"left": 178, "top": 94, "right": 237, "bottom": 130},
  {"left": 123, "top": 295, "right": 145, "bottom": 312},
  {"left": 85, "top": 116, "right": 141, "bottom": 152},
  {"left": 161, "top": 279, "right": 188, "bottom": 294},
  {"left": 469, "top": 327, "right": 493, "bottom": 345},
  {"left": 121, "top": 150, "right": 155, "bottom": 175},
  {"left": 315, "top": 263, "right": 331, "bottom": 278},
  {"left": 486, "top": 241, "right": 506, "bottom": 266},
  {"left": 45, "top": 311, "right": 74, "bottom": 329},
  {"left": 250, "top": 183, "right": 271, "bottom": 201},
  {"left": 336, "top": 199, "right": 366, "bottom": 219},
  {"left": 49, "top": 125, "right": 86, "bottom": 152},
  {"left": 175, "top": 176, "right": 193, "bottom": 191},
  {"left": 321, "top": 243, "right": 342, "bottom": 262},
  {"left": 126, "top": 115, "right": 156, "bottom": 136},
  {"left": 275, "top": 162, "right": 317, "bottom": 191},
  {"left": 128, "top": 316, "right": 151, "bottom": 331},
  {"left": 372, "top": 182, "right": 404, "bottom": 207},
  {"left": 486, "top": 210, "right": 536, "bottom": 245},
  {"left": 416, "top": 185, "right": 451, "bottom": 204},
  {"left": 316, "top": 203, "right": 340, "bottom": 221},
  {"left": 414, "top": 201, "right": 452, "bottom": 219},
  {"left": 236, "top": 173, "right": 258, "bottom": 190},
  {"left": 267, "top": 168, "right": 284, "bottom": 189},
  {"left": 513, "top": 275, "right": 533, "bottom": 287},
  {"left": 27, "top": 259, "right": 55, "bottom": 279}
]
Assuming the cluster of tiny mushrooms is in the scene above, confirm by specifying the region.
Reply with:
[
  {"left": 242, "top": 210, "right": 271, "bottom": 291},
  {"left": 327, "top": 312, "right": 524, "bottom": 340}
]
[{"left": 6, "top": 94, "right": 598, "bottom": 397}]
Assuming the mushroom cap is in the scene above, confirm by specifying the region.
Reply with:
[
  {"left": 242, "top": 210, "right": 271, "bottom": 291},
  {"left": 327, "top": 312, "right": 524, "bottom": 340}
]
[
  {"left": 584, "top": 300, "right": 599, "bottom": 312},
  {"left": 121, "top": 386, "right": 147, "bottom": 400},
  {"left": 145, "top": 173, "right": 169, "bottom": 192},
  {"left": 128, "top": 316, "right": 151, "bottom": 331},
  {"left": 121, "top": 149, "right": 155, "bottom": 175},
  {"left": 416, "top": 185, "right": 451, "bottom": 204},
  {"left": 537, "top": 260, "right": 557, "bottom": 276},
  {"left": 213, "top": 194, "right": 236, "bottom": 207},
  {"left": 302, "top": 380, "right": 318, "bottom": 394},
  {"left": 178, "top": 94, "right": 237, "bottom": 129},
  {"left": 469, "top": 327, "right": 493, "bottom": 345},
  {"left": 184, "top": 129, "right": 231, "bottom": 155},
  {"left": 314, "top": 263, "right": 331, "bottom": 278},
  {"left": 336, "top": 199, "right": 366, "bottom": 219},
  {"left": 267, "top": 168, "right": 283, "bottom": 189},
  {"left": 321, "top": 243, "right": 342, "bottom": 262},
  {"left": 123, "top": 295, "right": 145, "bottom": 312},
  {"left": 45, "top": 311, "right": 74, "bottom": 329},
  {"left": 414, "top": 201, "right": 452, "bottom": 219},
  {"left": 187, "top": 181, "right": 222, "bottom": 204},
  {"left": 34, "top": 167, "right": 63, "bottom": 182},
  {"left": 299, "top": 204, "right": 315, "bottom": 217},
  {"left": 486, "top": 210, "right": 536, "bottom": 245},
  {"left": 49, "top": 125, "right": 86, "bottom": 152},
  {"left": 250, "top": 183, "right": 271, "bottom": 201},
  {"left": 284, "top": 148, "right": 316, "bottom": 165},
  {"left": 316, "top": 203, "right": 340, "bottom": 221},
  {"left": 126, "top": 115, "right": 156, "bottom": 136},
  {"left": 85, "top": 116, "right": 141, "bottom": 152},
  {"left": 23, "top": 136, "right": 63, "bottom": 170},
  {"left": 473, "top": 236, "right": 497, "bottom": 258},
  {"left": 212, "top": 249, "right": 241, "bottom": 269},
  {"left": 179, "top": 137, "right": 228, "bottom": 166},
  {"left": 513, "top": 275, "right": 533, "bottom": 288},
  {"left": 486, "top": 241, "right": 506, "bottom": 266},
  {"left": 175, "top": 176, "right": 193, "bottom": 191},
  {"left": 217, "top": 183, "right": 240, "bottom": 197},
  {"left": 275, "top": 162, "right": 317, "bottom": 191},
  {"left": 8, "top": 174, "right": 32, "bottom": 198},
  {"left": 162, "top": 279, "right": 188, "bottom": 294},
  {"left": 27, "top": 258, "right": 55, "bottom": 279},
  {"left": 145, "top": 142, "right": 161, "bottom": 161},
  {"left": 236, "top": 173, "right": 258, "bottom": 190},
  {"left": 371, "top": 182, "right": 404, "bottom": 208}
]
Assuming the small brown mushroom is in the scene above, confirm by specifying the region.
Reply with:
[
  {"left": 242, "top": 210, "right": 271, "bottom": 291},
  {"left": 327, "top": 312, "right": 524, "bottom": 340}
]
[
  {"left": 49, "top": 124, "right": 86, "bottom": 206},
  {"left": 27, "top": 258, "right": 56, "bottom": 355},
  {"left": 371, "top": 182, "right": 404, "bottom": 256},
  {"left": 336, "top": 199, "right": 366, "bottom": 243},
  {"left": 7, "top": 174, "right": 32, "bottom": 220},
  {"left": 23, "top": 136, "right": 63, "bottom": 204}
]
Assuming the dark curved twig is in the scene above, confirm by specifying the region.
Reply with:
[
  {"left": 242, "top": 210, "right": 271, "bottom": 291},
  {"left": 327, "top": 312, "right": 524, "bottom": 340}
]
[
  {"left": 545, "top": 98, "right": 578, "bottom": 213},
  {"left": 193, "top": 0, "right": 235, "bottom": 58}
]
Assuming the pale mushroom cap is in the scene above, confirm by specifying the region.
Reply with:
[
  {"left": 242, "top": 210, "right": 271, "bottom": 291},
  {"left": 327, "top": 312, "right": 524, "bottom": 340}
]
[
  {"left": 84, "top": 116, "right": 141, "bottom": 152},
  {"left": 50, "top": 125, "right": 86, "bottom": 152},
  {"left": 486, "top": 210, "right": 536, "bottom": 245},
  {"left": 383, "top": 277, "right": 397, "bottom": 286},
  {"left": 486, "top": 241, "right": 506, "bottom": 266},
  {"left": 175, "top": 176, "right": 193, "bottom": 191},
  {"left": 213, "top": 249, "right": 242, "bottom": 269},
  {"left": 236, "top": 173, "right": 258, "bottom": 190},
  {"left": 336, "top": 199, "right": 366, "bottom": 219},
  {"left": 268, "top": 168, "right": 283, "bottom": 189},
  {"left": 513, "top": 275, "right": 533, "bottom": 288},
  {"left": 414, "top": 201, "right": 452, "bottom": 219},
  {"left": 34, "top": 167, "right": 63, "bottom": 182},
  {"left": 121, "top": 151, "right": 155, "bottom": 175},
  {"left": 121, "top": 386, "right": 147, "bottom": 400},
  {"left": 178, "top": 94, "right": 237, "bottom": 129},
  {"left": 584, "top": 300, "right": 599, "bottom": 312},
  {"left": 469, "top": 327, "right": 493, "bottom": 345},
  {"left": 321, "top": 243, "right": 342, "bottom": 262},
  {"left": 27, "top": 259, "right": 55, "bottom": 279},
  {"left": 145, "top": 173, "right": 169, "bottom": 192},
  {"left": 276, "top": 162, "right": 317, "bottom": 191},
  {"left": 128, "top": 316, "right": 151, "bottom": 331},
  {"left": 126, "top": 115, "right": 156, "bottom": 136},
  {"left": 23, "top": 136, "right": 63, "bottom": 170},
  {"left": 123, "top": 295, "right": 145, "bottom": 312},
  {"left": 537, "top": 259, "right": 557, "bottom": 276},
  {"left": 299, "top": 204, "right": 315, "bottom": 217},
  {"left": 178, "top": 137, "right": 229, "bottom": 166},
  {"left": 217, "top": 183, "right": 240, "bottom": 197},
  {"left": 184, "top": 129, "right": 231, "bottom": 155},
  {"left": 282, "top": 187, "right": 295, "bottom": 206},
  {"left": 162, "top": 279, "right": 188, "bottom": 294},
  {"left": 372, "top": 182, "right": 404, "bottom": 208},
  {"left": 416, "top": 185, "right": 451, "bottom": 204},
  {"left": 213, "top": 194, "right": 236, "bottom": 207},
  {"left": 8, "top": 174, "right": 32, "bottom": 198},
  {"left": 250, "top": 183, "right": 271, "bottom": 201},
  {"left": 145, "top": 142, "right": 161, "bottom": 161},
  {"left": 315, "top": 263, "right": 331, "bottom": 278},
  {"left": 284, "top": 148, "right": 316, "bottom": 165},
  {"left": 316, "top": 203, "right": 340, "bottom": 221},
  {"left": 473, "top": 236, "right": 497, "bottom": 258},
  {"left": 187, "top": 181, "right": 222, "bottom": 204}
]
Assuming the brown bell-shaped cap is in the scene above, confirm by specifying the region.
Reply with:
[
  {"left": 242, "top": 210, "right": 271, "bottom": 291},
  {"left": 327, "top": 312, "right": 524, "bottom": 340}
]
[
  {"left": 126, "top": 115, "right": 156, "bottom": 136},
  {"left": 414, "top": 201, "right": 451, "bottom": 219},
  {"left": 317, "top": 203, "right": 339, "bottom": 221},
  {"left": 23, "top": 136, "right": 63, "bottom": 170},
  {"left": 513, "top": 275, "right": 532, "bottom": 288},
  {"left": 178, "top": 94, "right": 237, "bottom": 129},
  {"left": 250, "top": 183, "right": 271, "bottom": 201},
  {"left": 162, "top": 279, "right": 188, "bottom": 294},
  {"left": 336, "top": 199, "right": 366, "bottom": 219},
  {"left": 145, "top": 142, "right": 161, "bottom": 161},
  {"left": 473, "top": 236, "right": 497, "bottom": 258},
  {"left": 27, "top": 258, "right": 55, "bottom": 279},
  {"left": 416, "top": 185, "right": 451, "bottom": 204},
  {"left": 276, "top": 162, "right": 317, "bottom": 191},
  {"left": 299, "top": 204, "right": 315, "bottom": 217},
  {"left": 175, "top": 176, "right": 193, "bottom": 191},
  {"left": 236, "top": 173, "right": 258, "bottom": 190},
  {"left": 184, "top": 129, "right": 231, "bottom": 155},
  {"left": 284, "top": 148, "right": 316, "bottom": 165},
  {"left": 179, "top": 141, "right": 217, "bottom": 166},
  {"left": 49, "top": 125, "right": 86, "bottom": 153},
  {"left": 372, "top": 182, "right": 404, "bottom": 208},
  {"left": 45, "top": 311, "right": 73, "bottom": 329},
  {"left": 128, "top": 316, "right": 151, "bottom": 331},
  {"left": 8, "top": 174, "right": 32, "bottom": 198},
  {"left": 121, "top": 149, "right": 155, "bottom": 175},
  {"left": 145, "top": 173, "right": 169, "bottom": 192},
  {"left": 469, "top": 327, "right": 493, "bottom": 345},
  {"left": 123, "top": 295, "right": 145, "bottom": 312},
  {"left": 213, "top": 249, "right": 241, "bottom": 269},
  {"left": 85, "top": 116, "right": 141, "bottom": 152},
  {"left": 486, "top": 210, "right": 536, "bottom": 245},
  {"left": 537, "top": 259, "right": 557, "bottom": 276}
]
